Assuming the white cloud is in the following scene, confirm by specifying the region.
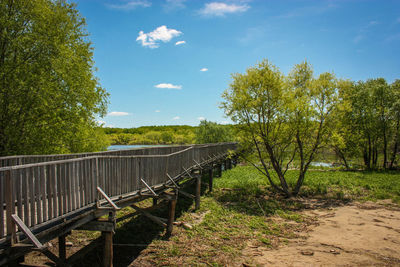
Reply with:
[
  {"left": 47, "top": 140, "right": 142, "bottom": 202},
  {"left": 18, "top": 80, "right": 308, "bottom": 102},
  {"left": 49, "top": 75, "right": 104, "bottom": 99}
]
[
  {"left": 107, "top": 0, "right": 151, "bottom": 10},
  {"left": 136, "top": 25, "right": 182, "bottom": 48},
  {"left": 200, "top": 68, "right": 208, "bottom": 72},
  {"left": 108, "top": 111, "right": 130, "bottom": 116},
  {"left": 198, "top": 116, "right": 206, "bottom": 121},
  {"left": 172, "top": 116, "right": 180, "bottom": 120},
  {"left": 220, "top": 120, "right": 230, "bottom": 125},
  {"left": 155, "top": 83, "right": 182, "bottom": 89},
  {"left": 200, "top": 2, "right": 250, "bottom": 17},
  {"left": 155, "top": 110, "right": 160, "bottom": 113},
  {"left": 175, "top": 40, "right": 186, "bottom": 45}
]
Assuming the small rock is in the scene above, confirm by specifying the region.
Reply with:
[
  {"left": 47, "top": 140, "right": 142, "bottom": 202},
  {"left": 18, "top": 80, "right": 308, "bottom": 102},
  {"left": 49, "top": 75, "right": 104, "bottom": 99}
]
[
  {"left": 301, "top": 250, "right": 314, "bottom": 256},
  {"left": 66, "top": 241, "right": 73, "bottom": 247},
  {"left": 182, "top": 223, "right": 193, "bottom": 230},
  {"left": 330, "top": 249, "right": 340, "bottom": 254},
  {"left": 47, "top": 242, "right": 53, "bottom": 248}
]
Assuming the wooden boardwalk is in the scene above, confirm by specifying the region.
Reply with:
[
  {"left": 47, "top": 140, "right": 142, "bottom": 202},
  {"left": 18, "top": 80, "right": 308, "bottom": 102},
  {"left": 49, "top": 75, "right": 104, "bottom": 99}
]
[{"left": 0, "top": 143, "right": 237, "bottom": 266}]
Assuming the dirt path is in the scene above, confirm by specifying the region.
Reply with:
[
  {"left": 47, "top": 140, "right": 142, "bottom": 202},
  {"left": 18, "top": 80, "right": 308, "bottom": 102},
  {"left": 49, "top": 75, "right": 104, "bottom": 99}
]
[{"left": 245, "top": 201, "right": 400, "bottom": 267}]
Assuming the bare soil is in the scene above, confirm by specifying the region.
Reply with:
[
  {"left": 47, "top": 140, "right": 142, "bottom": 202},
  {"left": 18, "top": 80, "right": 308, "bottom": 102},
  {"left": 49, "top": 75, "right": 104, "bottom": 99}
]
[{"left": 244, "top": 200, "right": 400, "bottom": 267}]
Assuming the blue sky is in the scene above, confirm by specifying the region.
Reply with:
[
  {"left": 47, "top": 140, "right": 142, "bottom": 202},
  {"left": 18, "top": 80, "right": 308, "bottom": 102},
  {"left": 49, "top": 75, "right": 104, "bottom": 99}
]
[{"left": 74, "top": 0, "right": 400, "bottom": 128}]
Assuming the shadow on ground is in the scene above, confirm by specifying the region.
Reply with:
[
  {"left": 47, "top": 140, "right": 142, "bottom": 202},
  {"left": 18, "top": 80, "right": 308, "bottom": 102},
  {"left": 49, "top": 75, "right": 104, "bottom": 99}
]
[{"left": 71, "top": 175, "right": 210, "bottom": 267}]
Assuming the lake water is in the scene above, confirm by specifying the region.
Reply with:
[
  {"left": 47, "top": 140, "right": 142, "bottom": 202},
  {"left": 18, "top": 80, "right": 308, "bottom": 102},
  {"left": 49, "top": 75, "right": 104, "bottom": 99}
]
[
  {"left": 107, "top": 144, "right": 169, "bottom": 151},
  {"left": 310, "top": 162, "right": 332, "bottom": 167}
]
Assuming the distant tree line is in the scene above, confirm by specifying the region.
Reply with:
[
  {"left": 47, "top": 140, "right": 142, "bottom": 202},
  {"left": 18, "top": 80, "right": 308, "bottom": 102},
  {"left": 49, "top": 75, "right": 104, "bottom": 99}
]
[{"left": 103, "top": 123, "right": 235, "bottom": 145}]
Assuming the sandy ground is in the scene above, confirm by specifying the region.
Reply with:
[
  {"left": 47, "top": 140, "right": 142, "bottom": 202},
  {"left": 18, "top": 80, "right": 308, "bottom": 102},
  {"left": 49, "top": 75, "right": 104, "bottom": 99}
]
[{"left": 244, "top": 201, "right": 400, "bottom": 267}]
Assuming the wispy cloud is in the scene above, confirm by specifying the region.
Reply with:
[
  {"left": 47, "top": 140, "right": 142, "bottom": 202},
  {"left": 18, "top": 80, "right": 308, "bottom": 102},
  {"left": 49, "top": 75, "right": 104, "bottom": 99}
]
[
  {"left": 155, "top": 110, "right": 161, "bottom": 113},
  {"left": 353, "top": 20, "right": 379, "bottom": 44},
  {"left": 198, "top": 116, "right": 206, "bottom": 121},
  {"left": 277, "top": 2, "right": 336, "bottom": 19},
  {"left": 137, "top": 25, "right": 182, "bottom": 48},
  {"left": 155, "top": 83, "right": 182, "bottom": 89},
  {"left": 164, "top": 0, "right": 186, "bottom": 11},
  {"left": 200, "top": 68, "right": 208, "bottom": 72},
  {"left": 108, "top": 111, "right": 130, "bottom": 116},
  {"left": 107, "top": 0, "right": 151, "bottom": 10},
  {"left": 199, "top": 2, "right": 250, "bottom": 17},
  {"left": 172, "top": 116, "right": 180, "bottom": 120},
  {"left": 385, "top": 33, "right": 400, "bottom": 42},
  {"left": 175, "top": 40, "right": 186, "bottom": 45}
]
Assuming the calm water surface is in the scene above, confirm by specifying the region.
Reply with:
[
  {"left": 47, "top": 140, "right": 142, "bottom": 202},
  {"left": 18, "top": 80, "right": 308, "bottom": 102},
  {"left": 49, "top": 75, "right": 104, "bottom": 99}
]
[{"left": 107, "top": 144, "right": 169, "bottom": 151}]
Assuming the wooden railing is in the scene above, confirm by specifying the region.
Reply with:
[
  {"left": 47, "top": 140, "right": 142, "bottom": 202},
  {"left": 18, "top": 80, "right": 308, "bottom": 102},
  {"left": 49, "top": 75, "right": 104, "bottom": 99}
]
[
  {"left": 0, "top": 145, "right": 195, "bottom": 167},
  {"left": 0, "top": 143, "right": 236, "bottom": 244}
]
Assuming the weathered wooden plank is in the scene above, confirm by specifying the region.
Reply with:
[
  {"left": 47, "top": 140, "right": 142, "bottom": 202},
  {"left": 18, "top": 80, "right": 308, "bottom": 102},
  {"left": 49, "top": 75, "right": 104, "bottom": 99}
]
[
  {"left": 5, "top": 170, "right": 16, "bottom": 240},
  {"left": 79, "top": 160, "right": 84, "bottom": 209},
  {"left": 41, "top": 165, "right": 47, "bottom": 222},
  {"left": 46, "top": 165, "right": 53, "bottom": 221},
  {"left": 35, "top": 166, "right": 42, "bottom": 225},
  {"left": 28, "top": 167, "right": 35, "bottom": 227},
  {"left": 71, "top": 161, "right": 76, "bottom": 211},
  {"left": 57, "top": 163, "right": 64, "bottom": 217},
  {"left": 16, "top": 169, "right": 23, "bottom": 220},
  {"left": 67, "top": 162, "right": 72, "bottom": 213},
  {"left": 83, "top": 159, "right": 89, "bottom": 206},
  {"left": 11, "top": 214, "right": 44, "bottom": 249},
  {"left": 0, "top": 172, "right": 5, "bottom": 237}
]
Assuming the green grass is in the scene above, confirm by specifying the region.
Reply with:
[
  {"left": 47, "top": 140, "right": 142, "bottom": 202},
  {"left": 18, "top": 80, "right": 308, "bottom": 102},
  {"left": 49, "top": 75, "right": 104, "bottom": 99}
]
[
  {"left": 72, "top": 165, "right": 400, "bottom": 266},
  {"left": 215, "top": 166, "right": 400, "bottom": 204}
]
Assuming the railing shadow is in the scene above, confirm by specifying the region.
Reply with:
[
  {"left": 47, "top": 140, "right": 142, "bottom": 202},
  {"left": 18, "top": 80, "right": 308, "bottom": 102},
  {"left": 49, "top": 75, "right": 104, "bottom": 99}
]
[{"left": 73, "top": 175, "right": 209, "bottom": 267}]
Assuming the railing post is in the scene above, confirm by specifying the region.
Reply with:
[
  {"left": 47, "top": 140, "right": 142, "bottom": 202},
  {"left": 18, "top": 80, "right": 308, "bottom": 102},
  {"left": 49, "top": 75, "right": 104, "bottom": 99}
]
[
  {"left": 59, "top": 234, "right": 67, "bottom": 261},
  {"left": 5, "top": 169, "right": 16, "bottom": 245},
  {"left": 94, "top": 157, "right": 99, "bottom": 204},
  {"left": 166, "top": 190, "right": 178, "bottom": 237},
  {"left": 195, "top": 173, "right": 201, "bottom": 210},
  {"left": 208, "top": 167, "right": 213, "bottom": 192}
]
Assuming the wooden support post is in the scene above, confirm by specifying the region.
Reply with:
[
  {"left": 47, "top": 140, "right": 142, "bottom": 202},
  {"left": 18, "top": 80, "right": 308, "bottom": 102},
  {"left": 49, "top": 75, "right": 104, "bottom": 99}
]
[
  {"left": 228, "top": 159, "right": 232, "bottom": 169},
  {"left": 102, "top": 212, "right": 115, "bottom": 267},
  {"left": 102, "top": 231, "right": 113, "bottom": 267},
  {"left": 218, "top": 164, "right": 222, "bottom": 177},
  {"left": 223, "top": 160, "right": 227, "bottom": 171},
  {"left": 59, "top": 235, "right": 67, "bottom": 261},
  {"left": 153, "top": 198, "right": 158, "bottom": 207},
  {"left": 166, "top": 191, "right": 177, "bottom": 237},
  {"left": 195, "top": 175, "right": 201, "bottom": 210},
  {"left": 208, "top": 168, "right": 213, "bottom": 192}
]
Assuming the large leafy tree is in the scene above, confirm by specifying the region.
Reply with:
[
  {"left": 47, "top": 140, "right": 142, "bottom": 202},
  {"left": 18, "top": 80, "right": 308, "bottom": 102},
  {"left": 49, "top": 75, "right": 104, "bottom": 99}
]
[
  {"left": 221, "top": 60, "right": 338, "bottom": 196},
  {"left": 0, "top": 0, "right": 109, "bottom": 155}
]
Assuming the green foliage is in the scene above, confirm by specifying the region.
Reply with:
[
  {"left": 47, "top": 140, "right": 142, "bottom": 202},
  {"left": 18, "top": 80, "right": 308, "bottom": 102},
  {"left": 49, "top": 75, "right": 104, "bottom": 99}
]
[
  {"left": 195, "top": 120, "right": 233, "bottom": 144},
  {"left": 222, "top": 59, "right": 339, "bottom": 196},
  {"left": 0, "top": 0, "right": 109, "bottom": 155},
  {"left": 105, "top": 125, "right": 197, "bottom": 145},
  {"left": 331, "top": 78, "right": 400, "bottom": 169}
]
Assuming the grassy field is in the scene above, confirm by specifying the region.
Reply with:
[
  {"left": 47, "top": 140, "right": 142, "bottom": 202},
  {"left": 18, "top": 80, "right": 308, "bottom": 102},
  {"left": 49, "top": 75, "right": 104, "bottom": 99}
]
[
  {"left": 121, "top": 166, "right": 400, "bottom": 266},
  {"left": 54, "top": 165, "right": 400, "bottom": 266}
]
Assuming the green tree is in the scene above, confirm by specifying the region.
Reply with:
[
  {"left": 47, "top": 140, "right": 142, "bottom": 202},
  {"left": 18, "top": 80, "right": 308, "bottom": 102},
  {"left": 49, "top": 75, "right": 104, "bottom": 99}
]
[
  {"left": 0, "top": 0, "right": 108, "bottom": 155},
  {"left": 389, "top": 80, "right": 400, "bottom": 168},
  {"left": 195, "top": 120, "right": 233, "bottom": 144},
  {"left": 222, "top": 59, "right": 338, "bottom": 196}
]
